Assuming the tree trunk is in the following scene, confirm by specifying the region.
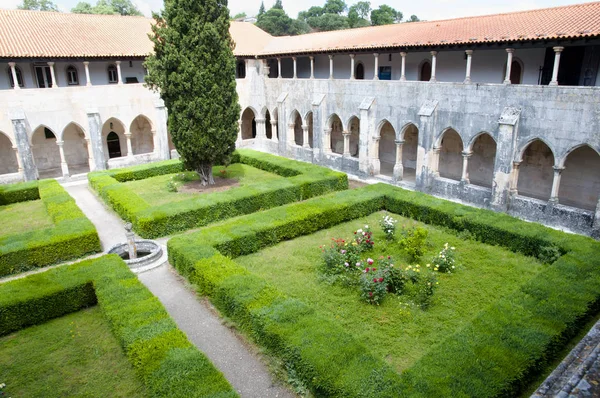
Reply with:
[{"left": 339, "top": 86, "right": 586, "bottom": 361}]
[{"left": 198, "top": 162, "right": 215, "bottom": 186}]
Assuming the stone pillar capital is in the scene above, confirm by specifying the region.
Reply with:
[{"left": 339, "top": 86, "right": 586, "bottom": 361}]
[
  {"left": 309, "top": 56, "right": 314, "bottom": 60},
  {"left": 513, "top": 160, "right": 522, "bottom": 168},
  {"left": 328, "top": 54, "right": 334, "bottom": 60},
  {"left": 47, "top": 61, "right": 55, "bottom": 66},
  {"left": 124, "top": 132, "right": 132, "bottom": 137},
  {"left": 349, "top": 54, "right": 355, "bottom": 59},
  {"left": 287, "top": 123, "right": 295, "bottom": 129},
  {"left": 8, "top": 61, "right": 16, "bottom": 67},
  {"left": 324, "top": 128, "right": 332, "bottom": 134},
  {"left": 430, "top": 51, "right": 438, "bottom": 56},
  {"left": 292, "top": 56, "right": 297, "bottom": 61},
  {"left": 255, "top": 118, "right": 266, "bottom": 124},
  {"left": 400, "top": 52, "right": 407, "bottom": 57},
  {"left": 553, "top": 166, "right": 565, "bottom": 174},
  {"left": 56, "top": 140, "right": 64, "bottom": 147},
  {"left": 83, "top": 61, "right": 89, "bottom": 66},
  {"left": 465, "top": 50, "right": 473, "bottom": 55},
  {"left": 270, "top": 120, "right": 278, "bottom": 126},
  {"left": 115, "top": 60, "right": 122, "bottom": 65},
  {"left": 373, "top": 53, "right": 379, "bottom": 57},
  {"left": 506, "top": 48, "right": 515, "bottom": 54},
  {"left": 395, "top": 140, "right": 405, "bottom": 145},
  {"left": 553, "top": 46, "right": 564, "bottom": 53},
  {"left": 462, "top": 151, "right": 473, "bottom": 158}
]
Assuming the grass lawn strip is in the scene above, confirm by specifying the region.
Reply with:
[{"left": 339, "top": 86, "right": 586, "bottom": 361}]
[
  {"left": 236, "top": 211, "right": 544, "bottom": 372},
  {"left": 0, "top": 307, "right": 146, "bottom": 397},
  {"left": 124, "top": 163, "right": 285, "bottom": 206},
  {"left": 0, "top": 255, "right": 237, "bottom": 398},
  {"left": 168, "top": 183, "right": 600, "bottom": 397},
  {"left": 0, "top": 199, "right": 54, "bottom": 238},
  {"left": 0, "top": 179, "right": 101, "bottom": 278},
  {"left": 89, "top": 149, "right": 347, "bottom": 238}
]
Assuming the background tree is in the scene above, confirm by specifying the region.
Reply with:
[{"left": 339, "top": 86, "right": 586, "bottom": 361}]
[
  {"left": 371, "top": 4, "right": 401, "bottom": 25},
  {"left": 70, "top": 0, "right": 142, "bottom": 15},
  {"left": 309, "top": 13, "right": 349, "bottom": 31},
  {"left": 258, "top": 1, "right": 265, "bottom": 17},
  {"left": 231, "top": 12, "right": 246, "bottom": 20},
  {"left": 273, "top": 0, "right": 283, "bottom": 10},
  {"left": 348, "top": 1, "right": 370, "bottom": 28},
  {"left": 145, "top": 0, "right": 240, "bottom": 186},
  {"left": 257, "top": 4, "right": 309, "bottom": 36},
  {"left": 406, "top": 14, "right": 420, "bottom": 22},
  {"left": 322, "top": 0, "right": 347, "bottom": 15},
  {"left": 18, "top": 0, "right": 58, "bottom": 11}
]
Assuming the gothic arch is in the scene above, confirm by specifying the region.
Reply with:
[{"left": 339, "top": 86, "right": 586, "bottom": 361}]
[
  {"left": 467, "top": 132, "right": 497, "bottom": 188},
  {"left": 129, "top": 115, "right": 155, "bottom": 155},
  {"left": 438, "top": 128, "right": 464, "bottom": 181},
  {"left": 517, "top": 139, "right": 555, "bottom": 201},
  {"left": 558, "top": 144, "right": 600, "bottom": 210},
  {"left": 0, "top": 131, "right": 18, "bottom": 175}
]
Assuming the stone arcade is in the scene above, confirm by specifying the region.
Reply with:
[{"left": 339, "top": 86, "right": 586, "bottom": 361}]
[{"left": 1, "top": 3, "right": 600, "bottom": 236}]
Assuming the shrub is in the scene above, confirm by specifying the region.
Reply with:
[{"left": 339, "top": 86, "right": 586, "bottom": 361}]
[
  {"left": 353, "top": 225, "right": 375, "bottom": 252},
  {"left": 431, "top": 242, "right": 457, "bottom": 273},
  {"left": 379, "top": 213, "right": 398, "bottom": 240},
  {"left": 398, "top": 226, "right": 428, "bottom": 262},
  {"left": 360, "top": 266, "right": 387, "bottom": 305},
  {"left": 0, "top": 255, "right": 237, "bottom": 397},
  {"left": 0, "top": 181, "right": 39, "bottom": 205}
]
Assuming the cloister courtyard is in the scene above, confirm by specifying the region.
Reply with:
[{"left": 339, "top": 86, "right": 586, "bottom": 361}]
[{"left": 1, "top": 149, "right": 599, "bottom": 397}]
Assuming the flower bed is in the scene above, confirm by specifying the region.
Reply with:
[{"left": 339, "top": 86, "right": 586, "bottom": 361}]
[
  {"left": 167, "top": 183, "right": 600, "bottom": 397},
  {"left": 88, "top": 149, "right": 347, "bottom": 238},
  {"left": 0, "top": 179, "right": 101, "bottom": 277},
  {"left": 0, "top": 255, "right": 237, "bottom": 398}
]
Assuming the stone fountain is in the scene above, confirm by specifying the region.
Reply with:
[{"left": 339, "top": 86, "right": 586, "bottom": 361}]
[{"left": 107, "top": 223, "right": 165, "bottom": 273}]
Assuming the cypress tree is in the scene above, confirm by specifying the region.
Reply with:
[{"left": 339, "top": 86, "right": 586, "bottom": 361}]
[
  {"left": 145, "top": 0, "right": 240, "bottom": 185},
  {"left": 258, "top": 1, "right": 265, "bottom": 16}
]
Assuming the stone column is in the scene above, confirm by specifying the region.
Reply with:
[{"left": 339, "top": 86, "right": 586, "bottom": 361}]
[
  {"left": 292, "top": 57, "right": 297, "bottom": 79},
  {"left": 430, "top": 51, "right": 437, "bottom": 82},
  {"left": 323, "top": 128, "right": 332, "bottom": 153},
  {"left": 56, "top": 141, "right": 69, "bottom": 177},
  {"left": 464, "top": 50, "right": 473, "bottom": 84},
  {"left": 8, "top": 62, "right": 20, "bottom": 90},
  {"left": 270, "top": 120, "right": 279, "bottom": 143},
  {"left": 549, "top": 46, "right": 564, "bottom": 86},
  {"left": 12, "top": 146, "right": 23, "bottom": 174},
  {"left": 415, "top": 100, "right": 439, "bottom": 190},
  {"left": 302, "top": 124, "right": 310, "bottom": 148},
  {"left": 373, "top": 53, "right": 379, "bottom": 80},
  {"left": 10, "top": 111, "right": 38, "bottom": 181},
  {"left": 329, "top": 55, "right": 334, "bottom": 79},
  {"left": 461, "top": 151, "right": 472, "bottom": 183},
  {"left": 593, "top": 198, "right": 600, "bottom": 235},
  {"left": 115, "top": 60, "right": 123, "bottom": 85},
  {"left": 349, "top": 54, "right": 355, "bottom": 79},
  {"left": 342, "top": 131, "right": 351, "bottom": 156},
  {"left": 400, "top": 52, "right": 407, "bottom": 81},
  {"left": 549, "top": 166, "right": 565, "bottom": 203},
  {"left": 84, "top": 138, "right": 95, "bottom": 171},
  {"left": 237, "top": 120, "right": 242, "bottom": 142},
  {"left": 287, "top": 122, "right": 296, "bottom": 145},
  {"left": 256, "top": 117, "right": 266, "bottom": 140},
  {"left": 393, "top": 140, "right": 404, "bottom": 181},
  {"left": 47, "top": 62, "right": 57, "bottom": 88},
  {"left": 504, "top": 48, "right": 514, "bottom": 84},
  {"left": 86, "top": 111, "right": 106, "bottom": 170},
  {"left": 125, "top": 132, "right": 134, "bottom": 157},
  {"left": 277, "top": 58, "right": 282, "bottom": 79},
  {"left": 431, "top": 146, "right": 441, "bottom": 177},
  {"left": 310, "top": 56, "right": 315, "bottom": 79},
  {"left": 371, "top": 135, "right": 381, "bottom": 175},
  {"left": 492, "top": 107, "right": 521, "bottom": 211},
  {"left": 154, "top": 99, "right": 170, "bottom": 160},
  {"left": 83, "top": 61, "right": 92, "bottom": 86}
]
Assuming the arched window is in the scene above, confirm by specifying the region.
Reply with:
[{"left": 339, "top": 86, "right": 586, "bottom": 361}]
[
  {"left": 107, "top": 64, "right": 118, "bottom": 84},
  {"left": 106, "top": 131, "right": 122, "bottom": 158},
  {"left": 8, "top": 66, "right": 24, "bottom": 88},
  {"left": 236, "top": 60, "right": 246, "bottom": 79},
  {"left": 356, "top": 63, "right": 365, "bottom": 80},
  {"left": 420, "top": 61, "right": 431, "bottom": 81},
  {"left": 66, "top": 65, "right": 79, "bottom": 85}
]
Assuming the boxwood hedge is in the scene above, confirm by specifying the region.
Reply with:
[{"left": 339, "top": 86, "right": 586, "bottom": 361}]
[
  {"left": 168, "top": 183, "right": 600, "bottom": 397},
  {"left": 89, "top": 149, "right": 348, "bottom": 238},
  {"left": 0, "top": 180, "right": 39, "bottom": 205},
  {"left": 0, "top": 254, "right": 237, "bottom": 398},
  {"left": 0, "top": 180, "right": 101, "bottom": 277}
]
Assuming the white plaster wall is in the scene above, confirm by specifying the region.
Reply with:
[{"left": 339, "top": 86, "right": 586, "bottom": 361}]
[
  {"left": 63, "top": 123, "right": 89, "bottom": 167},
  {"left": 31, "top": 128, "right": 60, "bottom": 170}
]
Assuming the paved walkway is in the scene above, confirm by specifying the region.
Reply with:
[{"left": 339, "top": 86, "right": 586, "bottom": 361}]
[{"left": 62, "top": 180, "right": 294, "bottom": 398}]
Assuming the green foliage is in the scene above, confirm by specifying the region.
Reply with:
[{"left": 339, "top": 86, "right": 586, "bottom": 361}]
[
  {"left": 431, "top": 242, "right": 457, "bottom": 273},
  {"left": 0, "top": 180, "right": 39, "bottom": 205},
  {"left": 371, "top": 4, "right": 401, "bottom": 25},
  {"left": 0, "top": 255, "right": 237, "bottom": 397},
  {"left": 231, "top": 11, "right": 246, "bottom": 19},
  {"left": 70, "top": 0, "right": 142, "bottom": 15},
  {"left": 308, "top": 12, "right": 350, "bottom": 31},
  {"left": 256, "top": 7, "right": 310, "bottom": 36},
  {"left": 0, "top": 180, "right": 101, "bottom": 277},
  {"left": 18, "top": 0, "right": 58, "bottom": 11},
  {"left": 145, "top": 0, "right": 240, "bottom": 184},
  {"left": 168, "top": 182, "right": 600, "bottom": 396},
  {"left": 398, "top": 226, "right": 428, "bottom": 261},
  {"left": 359, "top": 266, "right": 387, "bottom": 304},
  {"left": 323, "top": 0, "right": 347, "bottom": 14},
  {"left": 89, "top": 149, "right": 347, "bottom": 238},
  {"left": 406, "top": 14, "right": 420, "bottom": 22},
  {"left": 258, "top": 1, "right": 265, "bottom": 16}
]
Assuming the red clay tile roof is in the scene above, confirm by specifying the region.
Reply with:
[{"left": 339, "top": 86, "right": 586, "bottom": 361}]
[
  {"left": 0, "top": 9, "right": 270, "bottom": 58},
  {"left": 258, "top": 1, "right": 600, "bottom": 56},
  {"left": 1, "top": 2, "right": 599, "bottom": 59}
]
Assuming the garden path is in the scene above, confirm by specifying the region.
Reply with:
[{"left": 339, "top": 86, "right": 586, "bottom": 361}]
[{"left": 62, "top": 180, "right": 294, "bottom": 398}]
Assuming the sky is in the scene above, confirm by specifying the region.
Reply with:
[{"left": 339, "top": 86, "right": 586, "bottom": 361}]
[{"left": 1, "top": 0, "right": 589, "bottom": 21}]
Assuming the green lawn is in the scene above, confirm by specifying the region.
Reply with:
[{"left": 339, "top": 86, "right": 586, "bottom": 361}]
[
  {"left": 122, "top": 163, "right": 285, "bottom": 206},
  {"left": 236, "top": 211, "right": 545, "bottom": 372},
  {"left": 0, "top": 307, "right": 146, "bottom": 398},
  {"left": 0, "top": 199, "right": 53, "bottom": 238}
]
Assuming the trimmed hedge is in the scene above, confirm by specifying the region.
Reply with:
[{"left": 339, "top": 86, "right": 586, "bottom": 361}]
[
  {"left": 0, "top": 255, "right": 237, "bottom": 398},
  {"left": 168, "top": 183, "right": 600, "bottom": 397},
  {"left": 0, "top": 180, "right": 101, "bottom": 277},
  {"left": 0, "top": 180, "right": 39, "bottom": 205},
  {"left": 89, "top": 149, "right": 348, "bottom": 238}
]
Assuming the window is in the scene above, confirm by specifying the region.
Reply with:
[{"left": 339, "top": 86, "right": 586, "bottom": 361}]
[
  {"left": 107, "top": 64, "right": 118, "bottom": 83},
  {"left": 379, "top": 66, "right": 392, "bottom": 80},
  {"left": 7, "top": 66, "right": 24, "bottom": 88},
  {"left": 34, "top": 65, "right": 52, "bottom": 88},
  {"left": 420, "top": 61, "right": 431, "bottom": 81},
  {"left": 44, "top": 127, "right": 56, "bottom": 139},
  {"left": 66, "top": 65, "right": 79, "bottom": 85},
  {"left": 106, "top": 131, "right": 122, "bottom": 158},
  {"left": 236, "top": 60, "right": 246, "bottom": 79},
  {"left": 125, "top": 77, "right": 139, "bottom": 84}
]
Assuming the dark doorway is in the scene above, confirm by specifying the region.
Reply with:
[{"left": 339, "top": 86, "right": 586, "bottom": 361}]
[
  {"left": 236, "top": 60, "right": 246, "bottom": 79},
  {"left": 420, "top": 61, "right": 431, "bottom": 81},
  {"left": 540, "top": 46, "right": 586, "bottom": 85},
  {"left": 356, "top": 63, "right": 364, "bottom": 79},
  {"left": 510, "top": 61, "right": 522, "bottom": 84},
  {"left": 107, "top": 131, "right": 122, "bottom": 158}
]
